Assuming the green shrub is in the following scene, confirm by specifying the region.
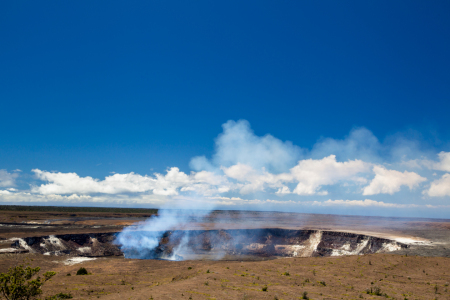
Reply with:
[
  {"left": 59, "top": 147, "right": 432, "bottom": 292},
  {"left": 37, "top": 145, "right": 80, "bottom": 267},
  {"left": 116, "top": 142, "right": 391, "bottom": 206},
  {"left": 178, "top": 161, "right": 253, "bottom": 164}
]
[
  {"left": 262, "top": 286, "right": 268, "bottom": 292},
  {"left": 76, "top": 267, "right": 88, "bottom": 276},
  {"left": 47, "top": 293, "right": 73, "bottom": 299},
  {"left": 0, "top": 264, "right": 56, "bottom": 300},
  {"left": 302, "top": 291, "right": 309, "bottom": 299},
  {"left": 365, "top": 286, "right": 387, "bottom": 297}
]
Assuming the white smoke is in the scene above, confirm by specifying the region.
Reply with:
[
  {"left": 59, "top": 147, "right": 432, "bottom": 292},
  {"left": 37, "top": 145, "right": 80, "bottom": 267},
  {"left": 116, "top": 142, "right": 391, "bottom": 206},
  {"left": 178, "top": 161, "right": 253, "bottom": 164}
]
[{"left": 114, "top": 195, "right": 217, "bottom": 260}]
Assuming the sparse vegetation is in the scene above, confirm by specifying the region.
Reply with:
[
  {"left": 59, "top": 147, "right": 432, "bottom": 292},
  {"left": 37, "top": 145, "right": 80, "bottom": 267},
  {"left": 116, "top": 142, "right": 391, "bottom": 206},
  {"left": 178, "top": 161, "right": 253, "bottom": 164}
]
[
  {"left": 302, "top": 291, "right": 309, "bottom": 299},
  {"left": 1, "top": 209, "right": 447, "bottom": 300},
  {"left": 365, "top": 286, "right": 387, "bottom": 297},
  {"left": 0, "top": 264, "right": 56, "bottom": 300},
  {"left": 47, "top": 293, "right": 73, "bottom": 299}
]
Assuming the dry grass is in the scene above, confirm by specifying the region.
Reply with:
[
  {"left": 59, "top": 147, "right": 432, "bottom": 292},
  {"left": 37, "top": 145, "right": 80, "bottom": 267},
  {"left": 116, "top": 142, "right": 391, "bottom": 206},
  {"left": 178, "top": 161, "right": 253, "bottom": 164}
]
[{"left": 1, "top": 253, "right": 449, "bottom": 300}]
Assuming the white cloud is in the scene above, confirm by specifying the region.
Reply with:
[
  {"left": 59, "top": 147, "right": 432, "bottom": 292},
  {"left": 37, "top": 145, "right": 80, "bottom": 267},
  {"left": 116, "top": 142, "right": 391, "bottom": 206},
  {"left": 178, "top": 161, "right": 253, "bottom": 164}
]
[
  {"left": 32, "top": 168, "right": 221, "bottom": 196},
  {"left": 221, "top": 163, "right": 292, "bottom": 194},
  {"left": 290, "top": 155, "right": 371, "bottom": 195},
  {"left": 313, "top": 199, "right": 418, "bottom": 208},
  {"left": 425, "top": 173, "right": 450, "bottom": 197},
  {"left": 4, "top": 120, "right": 450, "bottom": 213},
  {"left": 219, "top": 155, "right": 370, "bottom": 196},
  {"left": 0, "top": 169, "right": 19, "bottom": 187},
  {"left": 422, "top": 151, "right": 450, "bottom": 172},
  {"left": 362, "top": 166, "right": 427, "bottom": 195},
  {"left": 0, "top": 190, "right": 170, "bottom": 205}
]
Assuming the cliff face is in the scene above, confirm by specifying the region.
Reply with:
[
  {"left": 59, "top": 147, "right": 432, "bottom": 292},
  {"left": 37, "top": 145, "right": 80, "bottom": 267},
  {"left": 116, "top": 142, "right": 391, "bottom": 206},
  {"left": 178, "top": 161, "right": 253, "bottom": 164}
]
[
  {"left": 11, "top": 229, "right": 407, "bottom": 260},
  {"left": 11, "top": 233, "right": 121, "bottom": 257}
]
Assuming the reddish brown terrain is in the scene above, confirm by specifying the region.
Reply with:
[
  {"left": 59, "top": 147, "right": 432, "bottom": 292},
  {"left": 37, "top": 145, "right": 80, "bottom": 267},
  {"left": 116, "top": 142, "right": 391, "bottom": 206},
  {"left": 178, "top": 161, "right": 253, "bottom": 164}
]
[{"left": 1, "top": 206, "right": 450, "bottom": 299}]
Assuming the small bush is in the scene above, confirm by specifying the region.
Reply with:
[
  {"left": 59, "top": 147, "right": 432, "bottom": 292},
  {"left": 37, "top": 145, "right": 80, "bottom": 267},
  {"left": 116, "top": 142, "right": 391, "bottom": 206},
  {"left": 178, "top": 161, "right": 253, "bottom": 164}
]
[
  {"left": 365, "top": 286, "right": 387, "bottom": 297},
  {"left": 66, "top": 273, "right": 71, "bottom": 276},
  {"left": 52, "top": 292, "right": 73, "bottom": 299},
  {"left": 206, "top": 269, "right": 210, "bottom": 273},
  {"left": 302, "top": 291, "right": 309, "bottom": 299},
  {"left": 283, "top": 271, "right": 290, "bottom": 276},
  {"left": 262, "top": 286, "right": 268, "bottom": 292},
  {"left": 0, "top": 264, "right": 56, "bottom": 300},
  {"left": 76, "top": 267, "right": 88, "bottom": 276},
  {"left": 188, "top": 266, "right": 192, "bottom": 270},
  {"left": 318, "top": 280, "right": 326, "bottom": 286}
]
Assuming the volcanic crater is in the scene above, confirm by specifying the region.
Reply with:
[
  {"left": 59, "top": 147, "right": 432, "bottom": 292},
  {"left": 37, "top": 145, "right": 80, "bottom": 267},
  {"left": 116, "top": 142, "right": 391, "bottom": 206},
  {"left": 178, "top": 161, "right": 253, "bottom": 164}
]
[{"left": 9, "top": 228, "right": 407, "bottom": 260}]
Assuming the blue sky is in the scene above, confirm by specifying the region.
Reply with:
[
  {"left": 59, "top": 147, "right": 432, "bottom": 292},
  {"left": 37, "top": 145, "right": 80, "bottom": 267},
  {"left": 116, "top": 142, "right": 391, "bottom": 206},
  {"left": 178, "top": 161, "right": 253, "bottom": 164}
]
[{"left": 1, "top": 1, "right": 450, "bottom": 218}]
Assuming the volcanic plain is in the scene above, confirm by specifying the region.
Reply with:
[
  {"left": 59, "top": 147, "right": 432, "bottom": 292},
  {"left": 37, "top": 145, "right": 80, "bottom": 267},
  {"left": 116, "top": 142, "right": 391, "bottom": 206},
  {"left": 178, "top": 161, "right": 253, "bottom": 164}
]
[{"left": 1, "top": 206, "right": 450, "bottom": 300}]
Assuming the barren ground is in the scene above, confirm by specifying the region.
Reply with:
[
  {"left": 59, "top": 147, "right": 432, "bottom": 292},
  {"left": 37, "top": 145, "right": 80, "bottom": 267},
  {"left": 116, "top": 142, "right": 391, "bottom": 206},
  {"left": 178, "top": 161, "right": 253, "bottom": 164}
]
[{"left": 1, "top": 207, "right": 450, "bottom": 299}]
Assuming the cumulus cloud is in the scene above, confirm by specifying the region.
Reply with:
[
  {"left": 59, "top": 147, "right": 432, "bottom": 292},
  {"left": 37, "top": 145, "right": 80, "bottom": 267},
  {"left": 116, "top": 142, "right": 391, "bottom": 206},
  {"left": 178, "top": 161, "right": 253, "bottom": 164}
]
[
  {"left": 221, "top": 163, "right": 292, "bottom": 194},
  {"left": 219, "top": 155, "right": 370, "bottom": 195},
  {"left": 0, "top": 169, "right": 20, "bottom": 187},
  {"left": 3, "top": 119, "right": 449, "bottom": 215},
  {"left": 313, "top": 199, "right": 418, "bottom": 208},
  {"left": 362, "top": 166, "right": 427, "bottom": 195},
  {"left": 290, "top": 155, "right": 370, "bottom": 195},
  {"left": 0, "top": 189, "right": 170, "bottom": 205},
  {"left": 32, "top": 168, "right": 228, "bottom": 196},
  {"left": 425, "top": 173, "right": 450, "bottom": 197},
  {"left": 422, "top": 151, "right": 450, "bottom": 172}
]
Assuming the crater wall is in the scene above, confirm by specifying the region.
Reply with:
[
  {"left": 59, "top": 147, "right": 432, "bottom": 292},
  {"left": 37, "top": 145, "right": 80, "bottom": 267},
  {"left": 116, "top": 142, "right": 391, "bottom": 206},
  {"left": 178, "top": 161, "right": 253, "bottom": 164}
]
[{"left": 10, "top": 229, "right": 407, "bottom": 260}]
